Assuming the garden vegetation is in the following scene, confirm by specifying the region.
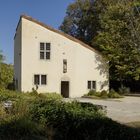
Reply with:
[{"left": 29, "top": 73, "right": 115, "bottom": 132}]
[{"left": 0, "top": 89, "right": 140, "bottom": 140}]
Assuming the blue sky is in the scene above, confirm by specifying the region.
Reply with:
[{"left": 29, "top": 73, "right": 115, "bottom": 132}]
[{"left": 0, "top": 0, "right": 74, "bottom": 64}]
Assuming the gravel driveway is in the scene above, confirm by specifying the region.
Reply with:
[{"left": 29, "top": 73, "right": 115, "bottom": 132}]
[{"left": 75, "top": 97, "right": 140, "bottom": 123}]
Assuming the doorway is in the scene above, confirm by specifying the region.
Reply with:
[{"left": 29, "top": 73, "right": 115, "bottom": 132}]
[{"left": 61, "top": 81, "right": 69, "bottom": 98}]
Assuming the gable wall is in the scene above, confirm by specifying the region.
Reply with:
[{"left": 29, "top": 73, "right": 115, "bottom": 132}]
[
  {"left": 21, "top": 18, "right": 108, "bottom": 97},
  {"left": 14, "top": 22, "right": 22, "bottom": 90}
]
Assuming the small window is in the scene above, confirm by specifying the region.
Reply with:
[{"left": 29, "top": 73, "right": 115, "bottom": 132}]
[
  {"left": 46, "top": 52, "right": 50, "bottom": 59},
  {"left": 41, "top": 75, "right": 47, "bottom": 85},
  {"left": 40, "top": 42, "right": 51, "bottom": 60},
  {"left": 46, "top": 43, "right": 50, "bottom": 50},
  {"left": 34, "top": 75, "right": 40, "bottom": 85},
  {"left": 40, "top": 43, "right": 45, "bottom": 50},
  {"left": 92, "top": 81, "right": 96, "bottom": 89},
  {"left": 34, "top": 74, "right": 47, "bottom": 85},
  {"left": 87, "top": 81, "right": 96, "bottom": 90},
  {"left": 88, "top": 81, "right": 91, "bottom": 89},
  {"left": 63, "top": 59, "right": 67, "bottom": 73},
  {"left": 40, "top": 52, "right": 45, "bottom": 59}
]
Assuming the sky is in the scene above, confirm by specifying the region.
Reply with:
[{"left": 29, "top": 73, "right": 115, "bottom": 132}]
[{"left": 0, "top": 0, "right": 74, "bottom": 64}]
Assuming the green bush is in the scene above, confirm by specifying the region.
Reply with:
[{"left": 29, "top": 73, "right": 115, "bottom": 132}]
[
  {"left": 0, "top": 116, "right": 46, "bottom": 140},
  {"left": 85, "top": 90, "right": 108, "bottom": 98},
  {"left": 85, "top": 89, "right": 123, "bottom": 99},
  {"left": 0, "top": 103, "right": 6, "bottom": 119},
  {"left": 0, "top": 89, "right": 21, "bottom": 102},
  {"left": 119, "top": 86, "right": 130, "bottom": 95},
  {"left": 29, "top": 98, "right": 140, "bottom": 140},
  {"left": 87, "top": 90, "right": 96, "bottom": 96},
  {"left": 0, "top": 90, "right": 140, "bottom": 140},
  {"left": 44, "top": 92, "right": 62, "bottom": 100},
  {"left": 100, "top": 90, "right": 108, "bottom": 98},
  {"left": 108, "top": 89, "right": 122, "bottom": 98}
]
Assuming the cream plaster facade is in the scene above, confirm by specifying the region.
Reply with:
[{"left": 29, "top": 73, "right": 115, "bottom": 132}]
[{"left": 14, "top": 15, "right": 109, "bottom": 98}]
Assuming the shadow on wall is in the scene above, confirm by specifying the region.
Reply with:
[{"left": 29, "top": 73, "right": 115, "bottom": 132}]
[{"left": 95, "top": 54, "right": 109, "bottom": 90}]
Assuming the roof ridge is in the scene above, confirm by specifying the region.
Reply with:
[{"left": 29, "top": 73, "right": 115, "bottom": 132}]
[{"left": 20, "top": 14, "right": 101, "bottom": 55}]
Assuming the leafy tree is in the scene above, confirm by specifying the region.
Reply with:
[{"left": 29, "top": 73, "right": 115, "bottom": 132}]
[
  {"left": 94, "top": 0, "right": 140, "bottom": 85},
  {"left": 0, "top": 50, "right": 4, "bottom": 65},
  {"left": 60, "top": 0, "right": 140, "bottom": 86},
  {"left": 60, "top": 0, "right": 107, "bottom": 45},
  {"left": 0, "top": 51, "right": 14, "bottom": 89},
  {"left": 0, "top": 63, "right": 14, "bottom": 89}
]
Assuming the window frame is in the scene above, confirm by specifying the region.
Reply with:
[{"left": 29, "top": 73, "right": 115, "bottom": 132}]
[
  {"left": 34, "top": 74, "right": 47, "bottom": 86},
  {"left": 63, "top": 59, "right": 67, "bottom": 73},
  {"left": 41, "top": 75, "right": 47, "bottom": 85},
  {"left": 40, "top": 42, "right": 51, "bottom": 60},
  {"left": 87, "top": 81, "right": 96, "bottom": 90},
  {"left": 34, "top": 75, "right": 40, "bottom": 85}
]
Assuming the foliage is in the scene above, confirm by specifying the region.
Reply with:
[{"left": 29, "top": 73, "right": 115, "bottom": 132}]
[
  {"left": 108, "top": 89, "right": 122, "bottom": 98},
  {"left": 95, "top": 0, "right": 140, "bottom": 83},
  {"left": 29, "top": 99, "right": 105, "bottom": 139},
  {"left": 0, "top": 50, "right": 4, "bottom": 63},
  {"left": 60, "top": 0, "right": 140, "bottom": 86},
  {"left": 43, "top": 92, "right": 63, "bottom": 100},
  {"left": 85, "top": 89, "right": 122, "bottom": 98},
  {"left": 0, "top": 63, "right": 14, "bottom": 89},
  {"left": 29, "top": 97, "right": 140, "bottom": 140},
  {"left": 100, "top": 90, "right": 108, "bottom": 98},
  {"left": 86, "top": 90, "right": 96, "bottom": 96},
  {"left": 0, "top": 90, "right": 57, "bottom": 140},
  {"left": 0, "top": 90, "right": 140, "bottom": 139},
  {"left": 0, "top": 89, "right": 21, "bottom": 102},
  {"left": 0, "top": 104, "right": 6, "bottom": 119},
  {"left": 60, "top": 0, "right": 107, "bottom": 45},
  {"left": 0, "top": 116, "right": 45, "bottom": 140},
  {"left": 119, "top": 86, "right": 130, "bottom": 95}
]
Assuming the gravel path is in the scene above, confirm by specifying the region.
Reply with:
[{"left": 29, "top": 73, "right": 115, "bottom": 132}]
[{"left": 74, "top": 97, "right": 140, "bottom": 123}]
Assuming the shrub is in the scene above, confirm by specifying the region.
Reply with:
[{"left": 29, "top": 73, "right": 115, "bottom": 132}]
[
  {"left": 0, "top": 89, "right": 21, "bottom": 102},
  {"left": 119, "top": 86, "right": 130, "bottom": 95},
  {"left": 30, "top": 87, "right": 38, "bottom": 95},
  {"left": 108, "top": 89, "right": 122, "bottom": 98},
  {"left": 29, "top": 98, "right": 140, "bottom": 140},
  {"left": 0, "top": 104, "right": 6, "bottom": 119},
  {"left": 100, "top": 90, "right": 108, "bottom": 98},
  {"left": 87, "top": 90, "right": 96, "bottom": 96},
  {"left": 0, "top": 116, "right": 45, "bottom": 140},
  {"left": 44, "top": 93, "right": 62, "bottom": 100}
]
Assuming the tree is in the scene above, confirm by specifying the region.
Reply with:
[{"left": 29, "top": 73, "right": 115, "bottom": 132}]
[
  {"left": 0, "top": 50, "right": 4, "bottom": 66},
  {"left": 60, "top": 0, "right": 107, "bottom": 45},
  {"left": 60, "top": 0, "right": 140, "bottom": 86},
  {"left": 94, "top": 0, "right": 140, "bottom": 85},
  {"left": 0, "top": 51, "right": 14, "bottom": 89},
  {"left": 0, "top": 63, "right": 14, "bottom": 89}
]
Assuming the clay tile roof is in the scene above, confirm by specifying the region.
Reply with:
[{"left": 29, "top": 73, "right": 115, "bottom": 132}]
[{"left": 16, "top": 15, "right": 102, "bottom": 55}]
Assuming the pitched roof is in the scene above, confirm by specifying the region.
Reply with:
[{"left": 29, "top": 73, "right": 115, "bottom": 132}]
[{"left": 15, "top": 15, "right": 101, "bottom": 55}]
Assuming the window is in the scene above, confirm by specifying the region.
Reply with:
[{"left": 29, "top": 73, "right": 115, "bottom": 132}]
[
  {"left": 34, "top": 75, "right": 40, "bottom": 85},
  {"left": 63, "top": 59, "right": 67, "bottom": 73},
  {"left": 87, "top": 81, "right": 96, "bottom": 90},
  {"left": 34, "top": 74, "right": 47, "bottom": 85},
  {"left": 41, "top": 75, "right": 47, "bottom": 85},
  {"left": 92, "top": 81, "right": 96, "bottom": 89},
  {"left": 40, "top": 42, "right": 50, "bottom": 60},
  {"left": 88, "top": 81, "right": 91, "bottom": 89}
]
